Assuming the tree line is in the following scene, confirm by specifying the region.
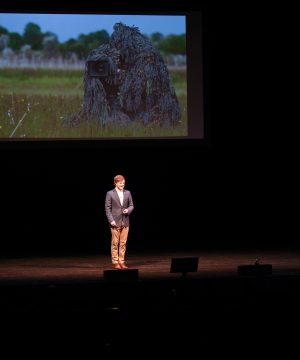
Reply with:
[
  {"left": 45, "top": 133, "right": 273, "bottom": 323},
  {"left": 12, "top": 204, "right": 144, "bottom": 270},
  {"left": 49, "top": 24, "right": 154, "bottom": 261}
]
[{"left": 0, "top": 22, "right": 186, "bottom": 60}]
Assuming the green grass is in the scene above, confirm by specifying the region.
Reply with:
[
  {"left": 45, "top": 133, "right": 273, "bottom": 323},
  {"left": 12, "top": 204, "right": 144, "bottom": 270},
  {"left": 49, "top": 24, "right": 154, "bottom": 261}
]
[
  {"left": 0, "top": 68, "right": 83, "bottom": 96},
  {"left": 0, "top": 67, "right": 187, "bottom": 138}
]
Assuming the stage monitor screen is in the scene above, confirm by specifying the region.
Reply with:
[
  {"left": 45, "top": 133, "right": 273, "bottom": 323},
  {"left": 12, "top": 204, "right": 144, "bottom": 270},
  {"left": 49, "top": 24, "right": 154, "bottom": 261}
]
[{"left": 0, "top": 11, "right": 204, "bottom": 141}]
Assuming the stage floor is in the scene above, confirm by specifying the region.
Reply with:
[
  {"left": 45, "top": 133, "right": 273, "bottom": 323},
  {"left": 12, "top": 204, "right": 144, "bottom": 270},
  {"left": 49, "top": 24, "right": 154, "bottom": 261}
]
[
  {"left": 1, "top": 249, "right": 299, "bottom": 356},
  {"left": 0, "top": 249, "right": 300, "bottom": 284}
]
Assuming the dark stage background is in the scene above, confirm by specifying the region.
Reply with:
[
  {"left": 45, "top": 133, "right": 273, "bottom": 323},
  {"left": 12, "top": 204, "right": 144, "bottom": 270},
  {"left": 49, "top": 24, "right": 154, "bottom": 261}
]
[
  {"left": 1, "top": 138, "right": 292, "bottom": 256},
  {"left": 0, "top": 1, "right": 294, "bottom": 257}
]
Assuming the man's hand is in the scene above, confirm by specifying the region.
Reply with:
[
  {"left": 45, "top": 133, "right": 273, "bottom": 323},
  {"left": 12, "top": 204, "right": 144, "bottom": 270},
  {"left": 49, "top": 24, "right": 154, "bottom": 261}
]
[
  {"left": 123, "top": 209, "right": 128, "bottom": 214},
  {"left": 111, "top": 221, "right": 117, "bottom": 227}
]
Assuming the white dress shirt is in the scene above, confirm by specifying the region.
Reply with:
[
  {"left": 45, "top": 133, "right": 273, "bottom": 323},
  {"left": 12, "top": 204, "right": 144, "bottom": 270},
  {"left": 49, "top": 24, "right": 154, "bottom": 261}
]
[{"left": 116, "top": 188, "right": 124, "bottom": 206}]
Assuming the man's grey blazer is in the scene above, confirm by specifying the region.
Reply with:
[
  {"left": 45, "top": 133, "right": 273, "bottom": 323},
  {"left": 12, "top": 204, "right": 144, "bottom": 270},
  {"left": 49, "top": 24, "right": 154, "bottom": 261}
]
[{"left": 105, "top": 189, "right": 134, "bottom": 227}]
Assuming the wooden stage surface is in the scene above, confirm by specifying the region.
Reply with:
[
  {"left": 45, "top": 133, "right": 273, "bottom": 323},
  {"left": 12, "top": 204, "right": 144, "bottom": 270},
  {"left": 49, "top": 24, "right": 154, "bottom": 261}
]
[
  {"left": 1, "top": 249, "right": 300, "bottom": 284},
  {"left": 0, "top": 249, "right": 299, "bottom": 356}
]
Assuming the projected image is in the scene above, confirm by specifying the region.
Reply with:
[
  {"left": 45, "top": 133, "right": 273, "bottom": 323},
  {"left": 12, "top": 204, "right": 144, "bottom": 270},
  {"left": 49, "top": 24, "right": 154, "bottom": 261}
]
[{"left": 0, "top": 14, "right": 187, "bottom": 139}]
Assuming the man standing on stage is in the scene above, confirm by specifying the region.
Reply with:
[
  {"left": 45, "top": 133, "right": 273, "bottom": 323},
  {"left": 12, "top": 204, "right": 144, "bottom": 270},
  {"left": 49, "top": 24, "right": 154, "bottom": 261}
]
[{"left": 105, "top": 175, "right": 134, "bottom": 269}]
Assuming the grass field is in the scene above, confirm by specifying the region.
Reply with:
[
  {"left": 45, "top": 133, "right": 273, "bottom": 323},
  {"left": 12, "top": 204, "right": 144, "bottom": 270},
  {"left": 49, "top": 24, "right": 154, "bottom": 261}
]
[{"left": 0, "top": 68, "right": 187, "bottom": 139}]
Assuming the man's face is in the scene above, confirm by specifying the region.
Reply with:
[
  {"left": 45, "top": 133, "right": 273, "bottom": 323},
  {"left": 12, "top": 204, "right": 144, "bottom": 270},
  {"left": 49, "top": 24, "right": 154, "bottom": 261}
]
[{"left": 115, "top": 180, "right": 125, "bottom": 191}]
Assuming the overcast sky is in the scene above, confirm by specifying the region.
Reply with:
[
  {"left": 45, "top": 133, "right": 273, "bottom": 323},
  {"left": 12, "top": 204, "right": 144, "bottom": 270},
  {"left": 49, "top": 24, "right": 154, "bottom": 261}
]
[{"left": 0, "top": 13, "right": 186, "bottom": 42}]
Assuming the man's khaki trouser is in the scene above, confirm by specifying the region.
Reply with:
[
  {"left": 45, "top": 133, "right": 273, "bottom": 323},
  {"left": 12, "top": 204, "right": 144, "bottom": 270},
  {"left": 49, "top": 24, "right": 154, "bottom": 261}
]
[{"left": 111, "top": 226, "right": 129, "bottom": 264}]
